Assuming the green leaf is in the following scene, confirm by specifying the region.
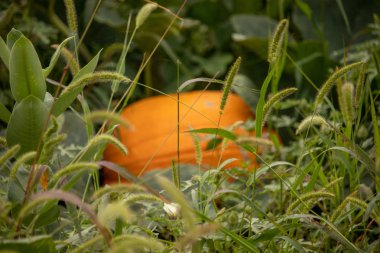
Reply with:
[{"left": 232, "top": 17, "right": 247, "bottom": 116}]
[
  {"left": 43, "top": 36, "right": 75, "bottom": 78},
  {"left": 73, "top": 50, "right": 102, "bottom": 82},
  {"left": 6, "top": 28, "right": 23, "bottom": 49},
  {"left": 0, "top": 36, "right": 10, "bottom": 68},
  {"left": 9, "top": 36, "right": 46, "bottom": 102},
  {"left": 32, "top": 202, "right": 61, "bottom": 229},
  {"left": 6, "top": 95, "right": 49, "bottom": 154},
  {"left": 0, "top": 235, "right": 56, "bottom": 253},
  {"left": 295, "top": 0, "right": 312, "bottom": 19},
  {"left": 0, "top": 103, "right": 11, "bottom": 123},
  {"left": 231, "top": 15, "right": 277, "bottom": 59},
  {"left": 188, "top": 128, "right": 237, "bottom": 141},
  {"left": 51, "top": 50, "right": 101, "bottom": 116},
  {"left": 206, "top": 138, "right": 223, "bottom": 150}
]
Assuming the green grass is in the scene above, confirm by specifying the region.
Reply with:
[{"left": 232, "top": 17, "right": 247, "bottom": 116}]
[{"left": 0, "top": 1, "right": 379, "bottom": 252}]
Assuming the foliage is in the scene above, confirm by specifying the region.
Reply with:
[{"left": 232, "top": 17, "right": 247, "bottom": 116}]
[{"left": 0, "top": 0, "right": 379, "bottom": 252}]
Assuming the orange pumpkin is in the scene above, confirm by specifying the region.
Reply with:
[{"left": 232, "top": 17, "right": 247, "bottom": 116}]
[{"left": 103, "top": 91, "right": 259, "bottom": 184}]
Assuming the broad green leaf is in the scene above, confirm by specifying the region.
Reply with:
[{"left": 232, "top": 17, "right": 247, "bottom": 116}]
[
  {"left": 6, "top": 95, "right": 49, "bottom": 154},
  {"left": 0, "top": 36, "right": 10, "bottom": 68},
  {"left": 43, "top": 36, "right": 75, "bottom": 78},
  {"left": 51, "top": 50, "right": 101, "bottom": 116},
  {"left": 9, "top": 36, "right": 46, "bottom": 102},
  {"left": 6, "top": 28, "right": 22, "bottom": 49},
  {"left": 0, "top": 103, "right": 11, "bottom": 123},
  {"left": 0, "top": 235, "right": 56, "bottom": 253}
]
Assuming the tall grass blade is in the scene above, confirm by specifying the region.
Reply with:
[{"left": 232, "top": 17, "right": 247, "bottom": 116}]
[
  {"left": 369, "top": 90, "right": 380, "bottom": 179},
  {"left": 255, "top": 67, "right": 277, "bottom": 137},
  {"left": 43, "top": 36, "right": 74, "bottom": 78}
]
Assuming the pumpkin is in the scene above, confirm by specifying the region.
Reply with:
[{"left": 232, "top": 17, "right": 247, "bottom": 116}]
[{"left": 103, "top": 90, "right": 261, "bottom": 184}]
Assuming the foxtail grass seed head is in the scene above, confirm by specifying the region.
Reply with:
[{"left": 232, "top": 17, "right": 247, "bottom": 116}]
[
  {"left": 323, "top": 177, "right": 344, "bottom": 191},
  {"left": 111, "top": 235, "right": 164, "bottom": 252},
  {"left": 39, "top": 134, "right": 67, "bottom": 164},
  {"left": 190, "top": 131, "right": 202, "bottom": 166},
  {"left": 357, "top": 125, "right": 369, "bottom": 139},
  {"left": 92, "top": 184, "right": 145, "bottom": 200},
  {"left": 64, "top": 0, "right": 78, "bottom": 35},
  {"left": 330, "top": 196, "right": 367, "bottom": 223},
  {"left": 341, "top": 82, "right": 355, "bottom": 123},
  {"left": 52, "top": 45, "right": 79, "bottom": 75},
  {"left": 355, "top": 62, "right": 366, "bottom": 109},
  {"left": 268, "top": 19, "right": 288, "bottom": 64},
  {"left": 84, "top": 110, "right": 132, "bottom": 129},
  {"left": 98, "top": 201, "right": 135, "bottom": 228},
  {"left": 124, "top": 193, "right": 162, "bottom": 204},
  {"left": 0, "top": 137, "right": 6, "bottom": 146},
  {"left": 10, "top": 151, "right": 37, "bottom": 178},
  {"left": 286, "top": 191, "right": 334, "bottom": 214},
  {"left": 330, "top": 197, "right": 349, "bottom": 223},
  {"left": 314, "top": 62, "right": 363, "bottom": 110},
  {"left": 86, "top": 134, "right": 128, "bottom": 156},
  {"left": 0, "top": 144, "right": 20, "bottom": 167},
  {"left": 52, "top": 162, "right": 99, "bottom": 183},
  {"left": 262, "top": 87, "right": 297, "bottom": 127},
  {"left": 220, "top": 57, "right": 241, "bottom": 115},
  {"left": 296, "top": 115, "right": 330, "bottom": 135},
  {"left": 62, "top": 72, "right": 131, "bottom": 95},
  {"left": 44, "top": 117, "right": 59, "bottom": 140},
  {"left": 135, "top": 3, "right": 157, "bottom": 30}
]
